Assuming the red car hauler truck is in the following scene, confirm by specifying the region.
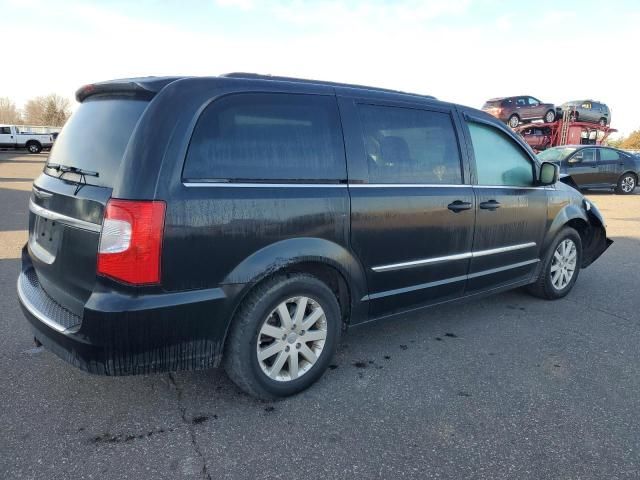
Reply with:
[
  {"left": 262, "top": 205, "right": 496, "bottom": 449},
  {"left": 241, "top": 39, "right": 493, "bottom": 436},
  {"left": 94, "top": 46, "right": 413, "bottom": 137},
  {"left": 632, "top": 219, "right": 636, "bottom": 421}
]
[{"left": 515, "top": 109, "right": 616, "bottom": 153}]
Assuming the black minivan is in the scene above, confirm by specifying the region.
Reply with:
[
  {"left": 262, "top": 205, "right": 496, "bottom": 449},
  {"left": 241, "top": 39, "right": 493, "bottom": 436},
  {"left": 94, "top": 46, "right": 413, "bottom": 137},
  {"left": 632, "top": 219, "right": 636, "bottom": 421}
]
[{"left": 18, "top": 74, "right": 612, "bottom": 399}]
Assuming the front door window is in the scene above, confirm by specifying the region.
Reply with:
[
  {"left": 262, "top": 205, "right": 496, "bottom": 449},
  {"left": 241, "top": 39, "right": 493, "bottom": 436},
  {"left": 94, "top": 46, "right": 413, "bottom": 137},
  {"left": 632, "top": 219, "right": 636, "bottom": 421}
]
[{"left": 467, "top": 122, "right": 534, "bottom": 187}]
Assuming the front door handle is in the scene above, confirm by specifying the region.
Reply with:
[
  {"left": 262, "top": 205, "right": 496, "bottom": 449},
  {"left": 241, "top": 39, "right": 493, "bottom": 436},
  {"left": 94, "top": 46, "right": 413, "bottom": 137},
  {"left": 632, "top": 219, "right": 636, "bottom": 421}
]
[
  {"left": 479, "top": 200, "right": 501, "bottom": 210},
  {"left": 447, "top": 200, "right": 473, "bottom": 213}
]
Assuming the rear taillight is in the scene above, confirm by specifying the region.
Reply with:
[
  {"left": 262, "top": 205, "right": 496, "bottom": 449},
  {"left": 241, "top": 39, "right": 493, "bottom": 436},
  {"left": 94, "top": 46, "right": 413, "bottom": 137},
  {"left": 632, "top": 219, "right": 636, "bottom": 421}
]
[{"left": 97, "top": 199, "right": 166, "bottom": 285}]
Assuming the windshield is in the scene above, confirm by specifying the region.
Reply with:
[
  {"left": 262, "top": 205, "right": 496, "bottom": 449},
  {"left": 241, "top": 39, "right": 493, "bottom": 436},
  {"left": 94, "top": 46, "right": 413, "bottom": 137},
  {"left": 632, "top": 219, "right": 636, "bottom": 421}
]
[
  {"left": 46, "top": 97, "right": 149, "bottom": 187},
  {"left": 538, "top": 147, "right": 577, "bottom": 162}
]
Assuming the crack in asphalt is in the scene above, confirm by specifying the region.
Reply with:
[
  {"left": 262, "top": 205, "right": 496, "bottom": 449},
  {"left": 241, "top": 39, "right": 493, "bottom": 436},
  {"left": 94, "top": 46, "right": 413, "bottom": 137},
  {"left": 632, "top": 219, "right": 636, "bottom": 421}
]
[{"left": 168, "top": 373, "right": 212, "bottom": 480}]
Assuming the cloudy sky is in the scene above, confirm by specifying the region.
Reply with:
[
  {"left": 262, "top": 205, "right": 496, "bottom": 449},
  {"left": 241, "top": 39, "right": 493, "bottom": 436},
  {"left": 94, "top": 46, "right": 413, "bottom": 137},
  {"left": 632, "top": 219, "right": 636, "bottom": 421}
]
[{"left": 2, "top": 0, "right": 639, "bottom": 136}]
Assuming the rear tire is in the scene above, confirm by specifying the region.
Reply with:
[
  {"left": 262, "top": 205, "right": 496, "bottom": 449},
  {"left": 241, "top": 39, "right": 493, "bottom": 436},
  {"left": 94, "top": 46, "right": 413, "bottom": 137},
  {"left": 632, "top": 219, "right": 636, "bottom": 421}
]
[
  {"left": 508, "top": 114, "right": 520, "bottom": 128},
  {"left": 615, "top": 173, "right": 637, "bottom": 194},
  {"left": 224, "top": 273, "right": 341, "bottom": 400},
  {"left": 527, "top": 227, "right": 582, "bottom": 300},
  {"left": 598, "top": 118, "right": 607, "bottom": 127},
  {"left": 26, "top": 142, "right": 42, "bottom": 154}
]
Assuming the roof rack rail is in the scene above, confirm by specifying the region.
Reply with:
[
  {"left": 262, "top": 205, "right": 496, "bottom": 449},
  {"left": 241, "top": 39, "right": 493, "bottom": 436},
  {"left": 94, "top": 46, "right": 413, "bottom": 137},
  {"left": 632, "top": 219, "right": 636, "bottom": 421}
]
[{"left": 220, "top": 72, "right": 435, "bottom": 99}]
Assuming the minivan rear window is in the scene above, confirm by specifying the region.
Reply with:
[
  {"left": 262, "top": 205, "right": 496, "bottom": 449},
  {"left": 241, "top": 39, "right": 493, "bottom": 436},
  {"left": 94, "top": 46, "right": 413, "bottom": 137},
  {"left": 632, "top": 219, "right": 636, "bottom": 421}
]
[
  {"left": 46, "top": 98, "right": 149, "bottom": 188},
  {"left": 483, "top": 100, "right": 503, "bottom": 109},
  {"left": 183, "top": 93, "right": 346, "bottom": 183}
]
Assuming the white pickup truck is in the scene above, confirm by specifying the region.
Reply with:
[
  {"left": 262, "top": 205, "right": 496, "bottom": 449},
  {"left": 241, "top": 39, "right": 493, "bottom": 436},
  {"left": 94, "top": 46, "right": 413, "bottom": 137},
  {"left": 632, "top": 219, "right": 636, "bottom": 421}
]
[{"left": 0, "top": 125, "right": 54, "bottom": 154}]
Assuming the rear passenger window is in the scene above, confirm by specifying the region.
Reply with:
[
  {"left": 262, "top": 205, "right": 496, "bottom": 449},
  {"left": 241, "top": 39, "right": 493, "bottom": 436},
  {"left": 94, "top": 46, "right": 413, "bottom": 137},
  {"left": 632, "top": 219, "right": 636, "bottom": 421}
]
[
  {"left": 599, "top": 149, "right": 619, "bottom": 162},
  {"left": 183, "top": 93, "right": 345, "bottom": 182},
  {"left": 467, "top": 122, "right": 534, "bottom": 187},
  {"left": 357, "top": 104, "right": 462, "bottom": 184}
]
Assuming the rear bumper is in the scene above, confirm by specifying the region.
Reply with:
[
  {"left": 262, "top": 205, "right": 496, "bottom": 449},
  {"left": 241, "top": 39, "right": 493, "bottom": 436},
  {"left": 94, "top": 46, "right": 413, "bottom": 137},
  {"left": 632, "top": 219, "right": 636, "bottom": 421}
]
[{"left": 18, "top": 248, "right": 237, "bottom": 375}]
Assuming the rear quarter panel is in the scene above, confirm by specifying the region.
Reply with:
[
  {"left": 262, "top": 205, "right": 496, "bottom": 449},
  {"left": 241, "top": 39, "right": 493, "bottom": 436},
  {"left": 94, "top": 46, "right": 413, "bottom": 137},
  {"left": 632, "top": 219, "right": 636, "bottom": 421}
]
[
  {"left": 143, "top": 78, "right": 368, "bottom": 322},
  {"left": 161, "top": 185, "right": 352, "bottom": 290}
]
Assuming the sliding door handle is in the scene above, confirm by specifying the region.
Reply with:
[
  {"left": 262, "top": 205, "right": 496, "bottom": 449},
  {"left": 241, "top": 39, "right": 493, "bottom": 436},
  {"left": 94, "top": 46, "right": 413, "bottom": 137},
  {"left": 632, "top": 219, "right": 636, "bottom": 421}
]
[
  {"left": 479, "top": 200, "right": 501, "bottom": 210},
  {"left": 447, "top": 200, "right": 473, "bottom": 213}
]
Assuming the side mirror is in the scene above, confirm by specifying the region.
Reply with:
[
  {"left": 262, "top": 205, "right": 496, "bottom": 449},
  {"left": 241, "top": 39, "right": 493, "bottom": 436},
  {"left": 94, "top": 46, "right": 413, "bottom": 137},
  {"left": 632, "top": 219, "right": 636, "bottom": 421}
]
[{"left": 539, "top": 162, "right": 559, "bottom": 186}]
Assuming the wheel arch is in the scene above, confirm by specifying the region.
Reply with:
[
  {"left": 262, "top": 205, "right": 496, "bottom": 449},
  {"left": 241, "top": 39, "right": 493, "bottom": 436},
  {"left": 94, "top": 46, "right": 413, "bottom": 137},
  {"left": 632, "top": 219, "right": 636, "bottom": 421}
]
[
  {"left": 222, "top": 238, "right": 368, "bottom": 337},
  {"left": 619, "top": 170, "right": 638, "bottom": 182},
  {"left": 545, "top": 203, "right": 610, "bottom": 269}
]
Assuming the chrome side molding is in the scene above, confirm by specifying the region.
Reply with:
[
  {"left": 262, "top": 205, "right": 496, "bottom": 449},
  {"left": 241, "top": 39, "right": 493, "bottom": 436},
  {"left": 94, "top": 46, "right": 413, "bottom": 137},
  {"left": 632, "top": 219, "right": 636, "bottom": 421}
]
[
  {"left": 183, "top": 182, "right": 348, "bottom": 188},
  {"left": 372, "top": 252, "right": 473, "bottom": 272},
  {"left": 367, "top": 259, "right": 540, "bottom": 300},
  {"left": 372, "top": 242, "right": 537, "bottom": 272}
]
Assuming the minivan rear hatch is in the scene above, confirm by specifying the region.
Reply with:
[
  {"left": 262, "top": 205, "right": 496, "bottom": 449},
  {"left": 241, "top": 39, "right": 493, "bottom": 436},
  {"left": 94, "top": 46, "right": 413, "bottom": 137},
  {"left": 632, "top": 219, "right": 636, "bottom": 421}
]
[
  {"left": 27, "top": 85, "right": 158, "bottom": 318},
  {"left": 482, "top": 99, "right": 503, "bottom": 111}
]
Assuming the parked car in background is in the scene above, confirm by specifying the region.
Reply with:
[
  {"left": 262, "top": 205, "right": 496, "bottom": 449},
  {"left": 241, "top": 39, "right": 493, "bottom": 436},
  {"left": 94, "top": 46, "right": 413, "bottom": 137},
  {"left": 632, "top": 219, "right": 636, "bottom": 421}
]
[
  {"left": 482, "top": 96, "right": 556, "bottom": 128},
  {"left": 0, "top": 125, "right": 54, "bottom": 153},
  {"left": 538, "top": 145, "right": 639, "bottom": 194},
  {"left": 518, "top": 125, "right": 553, "bottom": 151},
  {"left": 557, "top": 100, "right": 610, "bottom": 126},
  {"left": 18, "top": 74, "right": 611, "bottom": 399}
]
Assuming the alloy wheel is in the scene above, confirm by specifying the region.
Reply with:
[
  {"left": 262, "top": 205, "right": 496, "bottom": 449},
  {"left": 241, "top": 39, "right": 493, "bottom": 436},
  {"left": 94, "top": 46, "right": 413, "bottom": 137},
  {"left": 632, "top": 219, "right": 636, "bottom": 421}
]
[
  {"left": 550, "top": 239, "right": 577, "bottom": 290},
  {"left": 256, "top": 296, "right": 327, "bottom": 382},
  {"left": 621, "top": 176, "right": 636, "bottom": 193}
]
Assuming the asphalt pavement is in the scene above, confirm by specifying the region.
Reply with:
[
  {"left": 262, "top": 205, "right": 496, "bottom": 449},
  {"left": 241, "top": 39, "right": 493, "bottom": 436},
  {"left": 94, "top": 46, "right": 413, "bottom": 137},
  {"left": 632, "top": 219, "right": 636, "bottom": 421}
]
[{"left": 1, "top": 151, "right": 639, "bottom": 479}]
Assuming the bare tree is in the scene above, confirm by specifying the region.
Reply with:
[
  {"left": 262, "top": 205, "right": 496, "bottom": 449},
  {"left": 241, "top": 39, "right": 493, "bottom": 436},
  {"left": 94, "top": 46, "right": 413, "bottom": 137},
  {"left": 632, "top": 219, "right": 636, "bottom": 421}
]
[
  {"left": 0, "top": 97, "right": 22, "bottom": 124},
  {"left": 23, "top": 94, "right": 72, "bottom": 127}
]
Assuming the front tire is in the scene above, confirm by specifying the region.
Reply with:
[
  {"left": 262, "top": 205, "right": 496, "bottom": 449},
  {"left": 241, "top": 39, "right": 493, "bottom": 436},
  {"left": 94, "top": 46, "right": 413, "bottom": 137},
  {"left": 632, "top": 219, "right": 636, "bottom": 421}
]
[
  {"left": 544, "top": 110, "right": 556, "bottom": 123},
  {"left": 527, "top": 227, "right": 582, "bottom": 300},
  {"left": 224, "top": 274, "right": 342, "bottom": 399},
  {"left": 616, "top": 173, "right": 637, "bottom": 194},
  {"left": 598, "top": 118, "right": 607, "bottom": 127}
]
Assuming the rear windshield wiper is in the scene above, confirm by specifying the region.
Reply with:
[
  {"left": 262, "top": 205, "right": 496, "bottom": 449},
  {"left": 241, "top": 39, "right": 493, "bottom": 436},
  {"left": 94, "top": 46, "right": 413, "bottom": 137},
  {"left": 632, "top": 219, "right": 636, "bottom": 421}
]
[
  {"left": 46, "top": 163, "right": 99, "bottom": 178},
  {"left": 46, "top": 163, "right": 99, "bottom": 195}
]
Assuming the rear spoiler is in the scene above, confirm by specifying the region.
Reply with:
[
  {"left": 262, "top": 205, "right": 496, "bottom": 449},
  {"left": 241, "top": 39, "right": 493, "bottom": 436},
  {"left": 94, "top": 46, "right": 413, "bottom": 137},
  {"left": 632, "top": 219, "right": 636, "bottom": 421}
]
[{"left": 75, "top": 76, "right": 184, "bottom": 102}]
